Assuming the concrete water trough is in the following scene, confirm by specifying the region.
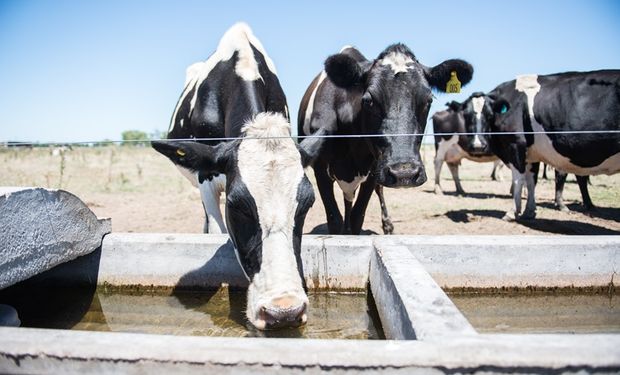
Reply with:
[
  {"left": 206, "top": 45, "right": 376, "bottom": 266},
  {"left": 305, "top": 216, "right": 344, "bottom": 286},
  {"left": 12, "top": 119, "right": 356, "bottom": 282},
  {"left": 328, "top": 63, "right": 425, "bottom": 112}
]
[{"left": 1, "top": 231, "right": 619, "bottom": 374}]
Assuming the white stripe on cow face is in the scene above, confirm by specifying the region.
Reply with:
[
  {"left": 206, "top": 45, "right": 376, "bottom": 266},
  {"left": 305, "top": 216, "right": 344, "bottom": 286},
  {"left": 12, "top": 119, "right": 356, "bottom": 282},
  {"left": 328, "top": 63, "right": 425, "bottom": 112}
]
[
  {"left": 168, "top": 23, "right": 276, "bottom": 131},
  {"left": 471, "top": 96, "right": 486, "bottom": 148},
  {"left": 236, "top": 112, "right": 308, "bottom": 328},
  {"left": 379, "top": 52, "right": 414, "bottom": 74},
  {"left": 302, "top": 71, "right": 327, "bottom": 135}
]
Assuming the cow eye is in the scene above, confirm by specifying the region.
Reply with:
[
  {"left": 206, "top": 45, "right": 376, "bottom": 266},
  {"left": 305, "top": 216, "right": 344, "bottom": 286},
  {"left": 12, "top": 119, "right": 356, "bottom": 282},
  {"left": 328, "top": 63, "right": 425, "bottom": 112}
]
[{"left": 362, "top": 92, "right": 374, "bottom": 108}]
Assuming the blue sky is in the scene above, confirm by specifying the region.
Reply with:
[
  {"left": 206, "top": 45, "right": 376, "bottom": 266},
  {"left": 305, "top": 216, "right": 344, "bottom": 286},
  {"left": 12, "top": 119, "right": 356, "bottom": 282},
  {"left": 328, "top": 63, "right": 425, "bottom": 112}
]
[{"left": 1, "top": 0, "right": 619, "bottom": 143}]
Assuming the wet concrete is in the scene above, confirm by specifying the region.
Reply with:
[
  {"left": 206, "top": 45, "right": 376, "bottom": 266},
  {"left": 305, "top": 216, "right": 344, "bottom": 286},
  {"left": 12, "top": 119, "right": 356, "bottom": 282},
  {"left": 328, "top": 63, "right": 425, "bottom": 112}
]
[{"left": 448, "top": 291, "right": 620, "bottom": 334}]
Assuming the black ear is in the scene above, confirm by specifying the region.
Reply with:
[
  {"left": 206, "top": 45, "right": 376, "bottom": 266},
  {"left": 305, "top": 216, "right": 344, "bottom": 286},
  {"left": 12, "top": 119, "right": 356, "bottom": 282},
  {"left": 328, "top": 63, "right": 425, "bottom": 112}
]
[
  {"left": 446, "top": 101, "right": 462, "bottom": 111},
  {"left": 297, "top": 128, "right": 327, "bottom": 168},
  {"left": 151, "top": 140, "right": 232, "bottom": 175},
  {"left": 324, "top": 54, "right": 367, "bottom": 89},
  {"left": 425, "top": 59, "right": 474, "bottom": 92}
]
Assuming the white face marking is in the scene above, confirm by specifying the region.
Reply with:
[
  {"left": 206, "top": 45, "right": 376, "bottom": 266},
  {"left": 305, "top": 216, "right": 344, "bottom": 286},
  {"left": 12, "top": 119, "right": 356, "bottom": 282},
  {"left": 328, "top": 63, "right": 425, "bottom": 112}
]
[
  {"left": 169, "top": 23, "right": 277, "bottom": 132},
  {"left": 302, "top": 71, "right": 327, "bottom": 135},
  {"left": 471, "top": 96, "right": 486, "bottom": 147},
  {"left": 380, "top": 52, "right": 414, "bottom": 74},
  {"left": 236, "top": 113, "right": 308, "bottom": 327},
  {"left": 336, "top": 174, "right": 369, "bottom": 202},
  {"left": 515, "top": 74, "right": 620, "bottom": 175}
]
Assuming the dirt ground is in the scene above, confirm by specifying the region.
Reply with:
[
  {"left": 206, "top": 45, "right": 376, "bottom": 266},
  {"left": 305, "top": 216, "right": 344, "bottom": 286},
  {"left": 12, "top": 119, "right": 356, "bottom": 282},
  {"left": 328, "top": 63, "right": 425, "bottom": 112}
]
[{"left": 1, "top": 146, "right": 619, "bottom": 235}]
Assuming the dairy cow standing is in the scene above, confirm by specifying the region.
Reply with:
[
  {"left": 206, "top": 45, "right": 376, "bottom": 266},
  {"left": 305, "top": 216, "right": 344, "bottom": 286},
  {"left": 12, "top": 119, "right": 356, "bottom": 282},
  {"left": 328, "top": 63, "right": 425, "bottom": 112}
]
[
  {"left": 153, "top": 23, "right": 321, "bottom": 330},
  {"left": 299, "top": 44, "right": 473, "bottom": 234},
  {"left": 480, "top": 71, "right": 620, "bottom": 220},
  {"left": 432, "top": 96, "right": 503, "bottom": 195}
]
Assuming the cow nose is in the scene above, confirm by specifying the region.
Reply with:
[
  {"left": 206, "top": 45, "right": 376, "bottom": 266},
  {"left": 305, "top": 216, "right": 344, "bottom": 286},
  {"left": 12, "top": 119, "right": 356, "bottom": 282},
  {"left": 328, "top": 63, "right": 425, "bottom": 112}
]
[
  {"left": 259, "top": 296, "right": 307, "bottom": 329},
  {"left": 385, "top": 163, "right": 427, "bottom": 187}
]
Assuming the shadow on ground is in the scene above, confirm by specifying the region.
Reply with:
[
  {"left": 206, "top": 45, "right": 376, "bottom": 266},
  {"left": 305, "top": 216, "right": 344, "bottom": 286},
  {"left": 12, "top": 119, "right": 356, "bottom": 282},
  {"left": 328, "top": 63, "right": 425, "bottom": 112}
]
[
  {"left": 538, "top": 202, "right": 620, "bottom": 223},
  {"left": 442, "top": 208, "right": 619, "bottom": 235},
  {"left": 306, "top": 223, "right": 379, "bottom": 235}
]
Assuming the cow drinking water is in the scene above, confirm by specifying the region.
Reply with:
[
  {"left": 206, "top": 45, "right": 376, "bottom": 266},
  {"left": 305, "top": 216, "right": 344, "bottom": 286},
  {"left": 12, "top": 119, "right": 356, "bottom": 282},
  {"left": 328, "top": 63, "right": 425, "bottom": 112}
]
[{"left": 153, "top": 23, "right": 319, "bottom": 330}]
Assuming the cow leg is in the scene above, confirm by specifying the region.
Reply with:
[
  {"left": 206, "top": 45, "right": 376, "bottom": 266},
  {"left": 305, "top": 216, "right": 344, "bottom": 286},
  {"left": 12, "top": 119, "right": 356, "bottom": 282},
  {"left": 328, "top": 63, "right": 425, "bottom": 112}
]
[
  {"left": 375, "top": 185, "right": 394, "bottom": 234},
  {"left": 554, "top": 170, "right": 569, "bottom": 212},
  {"left": 433, "top": 154, "right": 444, "bottom": 195},
  {"left": 490, "top": 160, "right": 504, "bottom": 181},
  {"left": 350, "top": 177, "right": 377, "bottom": 235},
  {"left": 577, "top": 175, "right": 595, "bottom": 211},
  {"left": 447, "top": 163, "right": 465, "bottom": 195},
  {"left": 343, "top": 198, "right": 353, "bottom": 234},
  {"left": 313, "top": 161, "right": 343, "bottom": 234},
  {"left": 504, "top": 165, "right": 525, "bottom": 221},
  {"left": 198, "top": 175, "right": 227, "bottom": 234},
  {"left": 521, "top": 163, "right": 537, "bottom": 220}
]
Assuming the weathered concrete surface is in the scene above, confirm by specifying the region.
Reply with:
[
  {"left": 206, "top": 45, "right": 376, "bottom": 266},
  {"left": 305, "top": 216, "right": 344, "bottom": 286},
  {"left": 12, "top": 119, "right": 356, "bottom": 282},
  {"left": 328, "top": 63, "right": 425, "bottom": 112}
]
[
  {"left": 377, "top": 235, "right": 620, "bottom": 288},
  {"left": 0, "top": 187, "right": 111, "bottom": 290},
  {"left": 0, "top": 327, "right": 618, "bottom": 374},
  {"left": 98, "top": 233, "right": 372, "bottom": 290},
  {"left": 370, "top": 243, "right": 476, "bottom": 340}
]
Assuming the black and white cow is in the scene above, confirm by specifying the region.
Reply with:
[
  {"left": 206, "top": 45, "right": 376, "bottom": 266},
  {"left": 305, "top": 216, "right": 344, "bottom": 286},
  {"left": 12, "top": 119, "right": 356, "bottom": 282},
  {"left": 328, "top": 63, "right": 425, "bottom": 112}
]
[
  {"left": 299, "top": 44, "right": 473, "bottom": 234},
  {"left": 480, "top": 71, "right": 620, "bottom": 220},
  {"left": 432, "top": 96, "right": 503, "bottom": 195},
  {"left": 152, "top": 23, "right": 319, "bottom": 330}
]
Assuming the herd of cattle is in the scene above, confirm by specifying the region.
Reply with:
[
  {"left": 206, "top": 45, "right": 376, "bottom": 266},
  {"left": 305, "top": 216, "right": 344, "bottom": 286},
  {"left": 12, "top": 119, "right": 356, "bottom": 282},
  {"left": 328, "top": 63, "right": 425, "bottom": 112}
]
[{"left": 151, "top": 23, "right": 619, "bottom": 330}]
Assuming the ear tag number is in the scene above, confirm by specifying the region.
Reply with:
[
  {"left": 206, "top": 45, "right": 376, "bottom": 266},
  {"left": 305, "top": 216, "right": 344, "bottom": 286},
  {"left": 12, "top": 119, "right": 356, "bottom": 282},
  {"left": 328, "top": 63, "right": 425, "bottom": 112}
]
[
  {"left": 446, "top": 71, "right": 461, "bottom": 94},
  {"left": 176, "top": 149, "right": 186, "bottom": 157}
]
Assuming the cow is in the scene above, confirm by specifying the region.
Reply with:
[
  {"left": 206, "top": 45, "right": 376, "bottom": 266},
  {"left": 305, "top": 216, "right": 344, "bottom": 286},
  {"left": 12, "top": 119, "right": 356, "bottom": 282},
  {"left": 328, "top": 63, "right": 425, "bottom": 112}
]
[
  {"left": 452, "top": 93, "right": 595, "bottom": 210},
  {"left": 152, "top": 23, "right": 321, "bottom": 330},
  {"left": 298, "top": 44, "right": 473, "bottom": 234},
  {"left": 477, "top": 71, "right": 620, "bottom": 220},
  {"left": 432, "top": 96, "right": 504, "bottom": 195}
]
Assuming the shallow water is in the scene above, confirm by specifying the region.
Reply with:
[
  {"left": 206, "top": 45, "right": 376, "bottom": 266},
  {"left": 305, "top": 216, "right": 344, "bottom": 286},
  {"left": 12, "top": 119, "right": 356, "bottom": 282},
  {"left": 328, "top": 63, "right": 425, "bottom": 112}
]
[
  {"left": 1, "top": 287, "right": 385, "bottom": 339},
  {"left": 448, "top": 292, "right": 620, "bottom": 334}
]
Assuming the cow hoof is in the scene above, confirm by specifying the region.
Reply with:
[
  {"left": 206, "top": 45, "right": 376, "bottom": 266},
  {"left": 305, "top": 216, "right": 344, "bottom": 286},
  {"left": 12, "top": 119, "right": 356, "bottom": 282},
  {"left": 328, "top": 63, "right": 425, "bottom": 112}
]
[
  {"left": 502, "top": 212, "right": 517, "bottom": 222},
  {"left": 434, "top": 186, "right": 443, "bottom": 195},
  {"left": 556, "top": 204, "right": 569, "bottom": 213},
  {"left": 456, "top": 190, "right": 466, "bottom": 196},
  {"left": 382, "top": 220, "right": 394, "bottom": 235}
]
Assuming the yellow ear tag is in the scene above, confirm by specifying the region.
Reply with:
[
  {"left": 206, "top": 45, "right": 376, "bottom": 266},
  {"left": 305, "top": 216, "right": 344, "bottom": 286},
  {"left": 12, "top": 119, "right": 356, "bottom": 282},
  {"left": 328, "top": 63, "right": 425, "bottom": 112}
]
[
  {"left": 446, "top": 71, "right": 461, "bottom": 94},
  {"left": 176, "top": 149, "right": 186, "bottom": 157}
]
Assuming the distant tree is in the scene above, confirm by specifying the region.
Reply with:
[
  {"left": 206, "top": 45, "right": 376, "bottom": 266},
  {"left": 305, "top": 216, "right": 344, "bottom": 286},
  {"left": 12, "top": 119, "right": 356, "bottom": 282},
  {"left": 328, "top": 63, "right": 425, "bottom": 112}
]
[
  {"left": 149, "top": 129, "right": 166, "bottom": 142},
  {"left": 121, "top": 130, "right": 149, "bottom": 146}
]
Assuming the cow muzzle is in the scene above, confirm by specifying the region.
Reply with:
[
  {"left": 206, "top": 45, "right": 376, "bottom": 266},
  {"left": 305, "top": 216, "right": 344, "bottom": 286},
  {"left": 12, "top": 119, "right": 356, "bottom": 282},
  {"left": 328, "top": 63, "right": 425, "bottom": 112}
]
[
  {"left": 251, "top": 293, "right": 308, "bottom": 330},
  {"left": 381, "top": 162, "right": 427, "bottom": 187}
]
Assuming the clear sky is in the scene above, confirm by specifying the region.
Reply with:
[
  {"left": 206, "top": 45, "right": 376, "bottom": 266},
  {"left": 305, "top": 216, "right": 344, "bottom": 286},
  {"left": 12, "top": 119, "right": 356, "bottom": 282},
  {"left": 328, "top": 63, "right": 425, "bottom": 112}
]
[{"left": 1, "top": 0, "right": 619, "bottom": 144}]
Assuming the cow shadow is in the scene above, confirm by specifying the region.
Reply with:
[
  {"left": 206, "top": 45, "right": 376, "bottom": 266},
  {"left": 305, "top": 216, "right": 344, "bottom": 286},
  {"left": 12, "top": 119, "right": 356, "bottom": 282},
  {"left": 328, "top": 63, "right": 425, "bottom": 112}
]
[
  {"left": 442, "top": 209, "right": 506, "bottom": 223},
  {"left": 423, "top": 190, "right": 511, "bottom": 200},
  {"left": 517, "top": 218, "right": 619, "bottom": 235},
  {"left": 538, "top": 202, "right": 620, "bottom": 223},
  {"left": 171, "top": 241, "right": 250, "bottom": 330},
  {"left": 306, "top": 223, "right": 378, "bottom": 235}
]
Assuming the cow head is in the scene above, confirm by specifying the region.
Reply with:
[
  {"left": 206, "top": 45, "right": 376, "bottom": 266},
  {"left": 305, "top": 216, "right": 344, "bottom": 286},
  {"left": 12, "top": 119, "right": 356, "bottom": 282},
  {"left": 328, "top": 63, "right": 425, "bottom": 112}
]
[
  {"left": 324, "top": 44, "right": 473, "bottom": 188},
  {"left": 487, "top": 93, "right": 533, "bottom": 173},
  {"left": 456, "top": 92, "right": 498, "bottom": 155},
  {"left": 152, "top": 113, "right": 315, "bottom": 330}
]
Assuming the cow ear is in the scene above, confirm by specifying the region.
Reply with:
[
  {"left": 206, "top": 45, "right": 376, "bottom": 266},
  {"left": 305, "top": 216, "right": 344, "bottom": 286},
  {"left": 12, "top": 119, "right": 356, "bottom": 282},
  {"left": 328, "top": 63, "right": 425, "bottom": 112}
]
[
  {"left": 324, "top": 54, "right": 369, "bottom": 89},
  {"left": 446, "top": 101, "right": 462, "bottom": 111},
  {"left": 297, "top": 128, "right": 327, "bottom": 168},
  {"left": 425, "top": 59, "right": 474, "bottom": 92},
  {"left": 151, "top": 140, "right": 232, "bottom": 175}
]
